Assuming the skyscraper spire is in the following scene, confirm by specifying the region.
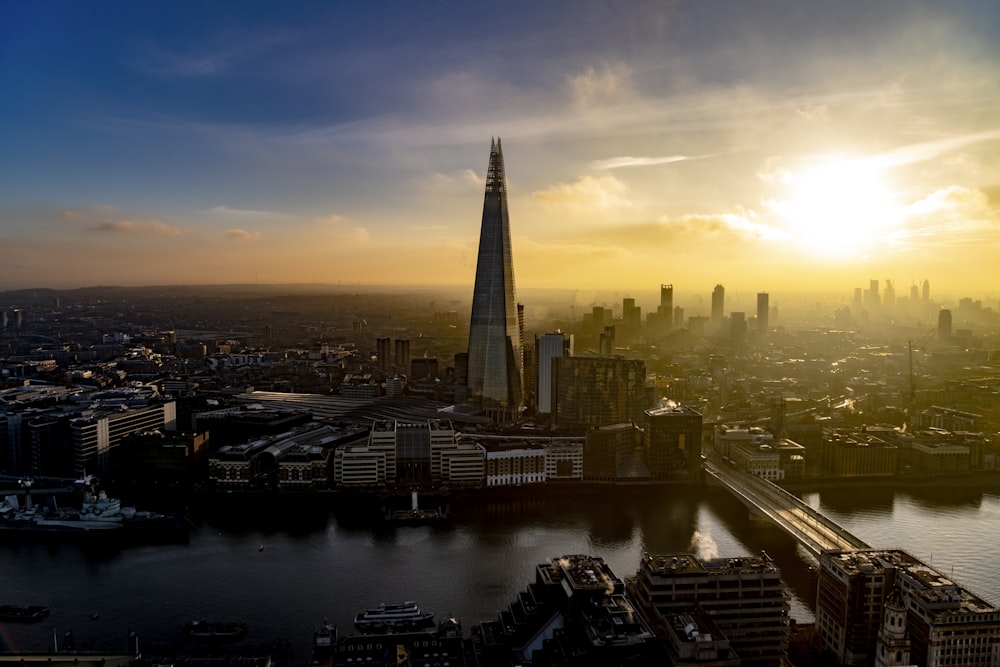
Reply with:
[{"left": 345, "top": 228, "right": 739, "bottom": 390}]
[{"left": 467, "top": 138, "right": 523, "bottom": 412}]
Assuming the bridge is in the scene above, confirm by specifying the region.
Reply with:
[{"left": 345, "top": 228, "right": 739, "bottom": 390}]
[{"left": 704, "top": 459, "right": 870, "bottom": 560}]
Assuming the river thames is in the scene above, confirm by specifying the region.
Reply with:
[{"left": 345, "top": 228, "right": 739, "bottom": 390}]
[{"left": 2, "top": 480, "right": 999, "bottom": 659}]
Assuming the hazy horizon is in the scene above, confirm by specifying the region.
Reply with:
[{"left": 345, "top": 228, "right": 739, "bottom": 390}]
[{"left": 2, "top": 2, "right": 999, "bottom": 295}]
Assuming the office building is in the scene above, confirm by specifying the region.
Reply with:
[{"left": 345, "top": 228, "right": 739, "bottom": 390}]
[
  {"left": 536, "top": 332, "right": 573, "bottom": 414},
  {"left": 711, "top": 284, "right": 725, "bottom": 325},
  {"left": 467, "top": 138, "right": 523, "bottom": 412},
  {"left": 938, "top": 309, "right": 952, "bottom": 341},
  {"left": 394, "top": 338, "right": 411, "bottom": 371},
  {"left": 756, "top": 292, "right": 769, "bottom": 340},
  {"left": 660, "top": 283, "right": 674, "bottom": 331},
  {"left": 599, "top": 325, "right": 616, "bottom": 357},
  {"left": 376, "top": 336, "right": 391, "bottom": 371},
  {"left": 644, "top": 401, "right": 703, "bottom": 482},
  {"left": 551, "top": 356, "right": 648, "bottom": 431},
  {"left": 629, "top": 552, "right": 790, "bottom": 667},
  {"left": 817, "top": 549, "right": 1000, "bottom": 667}
]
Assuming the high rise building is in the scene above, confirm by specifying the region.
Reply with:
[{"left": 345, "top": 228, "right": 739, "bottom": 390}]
[
  {"left": 629, "top": 552, "right": 790, "bottom": 667},
  {"left": 817, "top": 549, "right": 1000, "bottom": 667},
  {"left": 644, "top": 401, "right": 703, "bottom": 482},
  {"left": 376, "top": 336, "right": 391, "bottom": 371},
  {"left": 467, "top": 138, "right": 523, "bottom": 411},
  {"left": 756, "top": 292, "right": 769, "bottom": 341},
  {"left": 922, "top": 278, "right": 930, "bottom": 302},
  {"left": 552, "top": 356, "right": 648, "bottom": 430},
  {"left": 394, "top": 338, "right": 411, "bottom": 371},
  {"left": 660, "top": 284, "right": 674, "bottom": 330},
  {"left": 937, "top": 309, "right": 952, "bottom": 341},
  {"left": 536, "top": 332, "right": 573, "bottom": 414},
  {"left": 711, "top": 284, "right": 725, "bottom": 325}
]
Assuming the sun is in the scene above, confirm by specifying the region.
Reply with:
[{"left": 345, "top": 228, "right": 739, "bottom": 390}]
[{"left": 768, "top": 157, "right": 903, "bottom": 260}]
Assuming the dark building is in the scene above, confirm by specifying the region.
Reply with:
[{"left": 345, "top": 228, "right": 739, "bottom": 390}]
[
  {"left": 583, "top": 422, "right": 648, "bottom": 482},
  {"left": 376, "top": 336, "right": 391, "bottom": 371},
  {"left": 467, "top": 138, "right": 524, "bottom": 413},
  {"left": 937, "top": 308, "right": 952, "bottom": 341},
  {"left": 410, "top": 357, "right": 439, "bottom": 380},
  {"left": 394, "top": 338, "right": 411, "bottom": 371},
  {"left": 551, "top": 357, "right": 648, "bottom": 431},
  {"left": 112, "top": 430, "right": 209, "bottom": 485},
  {"left": 193, "top": 407, "right": 313, "bottom": 451},
  {"left": 644, "top": 402, "right": 703, "bottom": 482},
  {"left": 660, "top": 283, "right": 674, "bottom": 331},
  {"left": 629, "top": 552, "right": 790, "bottom": 667},
  {"left": 711, "top": 284, "right": 725, "bottom": 326},
  {"left": 757, "top": 292, "right": 769, "bottom": 341}
]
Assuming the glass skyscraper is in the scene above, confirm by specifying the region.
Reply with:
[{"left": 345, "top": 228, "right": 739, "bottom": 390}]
[{"left": 467, "top": 138, "right": 523, "bottom": 411}]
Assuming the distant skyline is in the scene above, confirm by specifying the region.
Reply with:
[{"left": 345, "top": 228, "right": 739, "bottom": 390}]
[{"left": 2, "top": 2, "right": 999, "bottom": 296}]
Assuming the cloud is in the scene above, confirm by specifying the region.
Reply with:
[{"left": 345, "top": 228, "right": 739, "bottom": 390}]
[
  {"left": 225, "top": 228, "right": 263, "bottom": 241},
  {"left": 61, "top": 204, "right": 121, "bottom": 221},
  {"left": 652, "top": 211, "right": 788, "bottom": 242},
  {"left": 896, "top": 185, "right": 1000, "bottom": 247},
  {"left": 317, "top": 214, "right": 348, "bottom": 225},
  {"left": 93, "top": 219, "right": 183, "bottom": 236},
  {"left": 529, "top": 175, "right": 632, "bottom": 211},
  {"left": 568, "top": 62, "right": 633, "bottom": 107},
  {"left": 591, "top": 155, "right": 692, "bottom": 170},
  {"left": 352, "top": 227, "right": 371, "bottom": 242}
]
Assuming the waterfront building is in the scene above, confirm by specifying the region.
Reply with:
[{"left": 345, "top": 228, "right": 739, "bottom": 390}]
[
  {"left": 482, "top": 440, "right": 545, "bottom": 487},
  {"left": 334, "top": 418, "right": 457, "bottom": 487},
  {"left": 467, "top": 138, "right": 524, "bottom": 413},
  {"left": 820, "top": 427, "right": 898, "bottom": 477},
  {"left": 69, "top": 401, "right": 177, "bottom": 475},
  {"left": 543, "top": 441, "right": 583, "bottom": 481},
  {"left": 629, "top": 552, "right": 790, "bottom": 667},
  {"left": 551, "top": 356, "right": 648, "bottom": 431},
  {"left": 644, "top": 401, "right": 702, "bottom": 482},
  {"left": 535, "top": 332, "right": 573, "bottom": 414},
  {"left": 472, "top": 554, "right": 659, "bottom": 666},
  {"left": 438, "top": 441, "right": 486, "bottom": 487},
  {"left": 817, "top": 549, "right": 1000, "bottom": 667},
  {"left": 112, "top": 430, "right": 208, "bottom": 484},
  {"left": 583, "top": 422, "right": 648, "bottom": 482}
]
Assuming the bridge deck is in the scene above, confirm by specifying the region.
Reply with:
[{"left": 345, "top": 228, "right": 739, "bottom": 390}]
[{"left": 705, "top": 460, "right": 869, "bottom": 559}]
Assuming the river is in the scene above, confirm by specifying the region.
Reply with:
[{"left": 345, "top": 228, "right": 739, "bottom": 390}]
[{"left": 1, "top": 480, "right": 998, "bottom": 661}]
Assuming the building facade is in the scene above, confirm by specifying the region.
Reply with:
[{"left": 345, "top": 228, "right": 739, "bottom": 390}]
[{"left": 467, "top": 138, "right": 524, "bottom": 412}]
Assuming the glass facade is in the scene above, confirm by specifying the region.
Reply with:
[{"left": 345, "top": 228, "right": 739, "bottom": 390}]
[{"left": 467, "top": 138, "right": 523, "bottom": 409}]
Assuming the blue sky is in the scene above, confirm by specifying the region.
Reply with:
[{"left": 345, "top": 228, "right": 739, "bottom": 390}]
[{"left": 2, "top": 1, "right": 999, "bottom": 297}]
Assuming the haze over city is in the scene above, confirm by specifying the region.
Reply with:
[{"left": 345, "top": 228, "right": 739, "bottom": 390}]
[{"left": 2, "top": 1, "right": 999, "bottom": 297}]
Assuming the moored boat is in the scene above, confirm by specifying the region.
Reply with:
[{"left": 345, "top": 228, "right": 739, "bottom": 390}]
[
  {"left": 354, "top": 601, "right": 435, "bottom": 633},
  {"left": 0, "top": 604, "right": 50, "bottom": 622},
  {"left": 183, "top": 620, "right": 249, "bottom": 640}
]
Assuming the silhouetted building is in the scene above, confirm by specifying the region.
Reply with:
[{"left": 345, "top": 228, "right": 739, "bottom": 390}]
[
  {"left": 729, "top": 311, "right": 746, "bottom": 348},
  {"left": 584, "top": 422, "right": 648, "bottom": 481},
  {"left": 394, "top": 338, "right": 411, "bottom": 370},
  {"left": 644, "top": 401, "right": 702, "bottom": 482},
  {"left": 467, "top": 138, "right": 523, "bottom": 413},
  {"left": 711, "top": 284, "right": 725, "bottom": 325},
  {"left": 599, "top": 325, "right": 616, "bottom": 357},
  {"left": 660, "top": 283, "right": 674, "bottom": 331},
  {"left": 376, "top": 336, "right": 391, "bottom": 371},
  {"left": 937, "top": 309, "right": 952, "bottom": 341},
  {"left": 629, "top": 552, "right": 790, "bottom": 667},
  {"left": 551, "top": 357, "right": 648, "bottom": 431},
  {"left": 817, "top": 549, "right": 1000, "bottom": 667},
  {"left": 756, "top": 292, "right": 769, "bottom": 341}
]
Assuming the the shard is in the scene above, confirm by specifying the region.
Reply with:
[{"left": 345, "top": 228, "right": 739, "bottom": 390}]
[{"left": 467, "top": 138, "right": 523, "bottom": 411}]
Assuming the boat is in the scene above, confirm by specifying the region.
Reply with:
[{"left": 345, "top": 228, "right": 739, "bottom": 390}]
[
  {"left": 183, "top": 620, "right": 249, "bottom": 640},
  {"left": 0, "top": 477, "right": 189, "bottom": 540},
  {"left": 353, "top": 601, "right": 435, "bottom": 633},
  {"left": 0, "top": 605, "right": 50, "bottom": 622}
]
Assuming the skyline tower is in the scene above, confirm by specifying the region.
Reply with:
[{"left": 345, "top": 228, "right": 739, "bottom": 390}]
[
  {"left": 711, "top": 284, "right": 725, "bottom": 324},
  {"left": 659, "top": 284, "right": 673, "bottom": 331},
  {"left": 467, "top": 138, "right": 524, "bottom": 411},
  {"left": 757, "top": 292, "right": 769, "bottom": 340}
]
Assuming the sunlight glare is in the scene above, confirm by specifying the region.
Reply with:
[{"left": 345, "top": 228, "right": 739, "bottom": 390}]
[{"left": 770, "top": 157, "right": 903, "bottom": 260}]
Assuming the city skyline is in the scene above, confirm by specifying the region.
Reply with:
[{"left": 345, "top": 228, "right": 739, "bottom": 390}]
[{"left": 2, "top": 2, "right": 999, "bottom": 294}]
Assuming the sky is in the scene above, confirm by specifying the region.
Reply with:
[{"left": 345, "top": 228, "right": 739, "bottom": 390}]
[{"left": 1, "top": 1, "right": 999, "bottom": 300}]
